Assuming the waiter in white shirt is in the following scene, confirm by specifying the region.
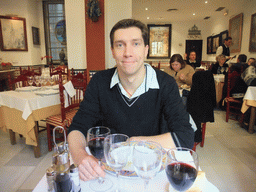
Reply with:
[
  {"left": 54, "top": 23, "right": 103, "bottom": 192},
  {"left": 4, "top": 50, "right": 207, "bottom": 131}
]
[{"left": 216, "top": 37, "right": 235, "bottom": 63}]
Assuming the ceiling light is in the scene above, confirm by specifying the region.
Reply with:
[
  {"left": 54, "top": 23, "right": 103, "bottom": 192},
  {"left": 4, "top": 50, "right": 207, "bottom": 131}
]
[
  {"left": 193, "top": 13, "right": 195, "bottom": 16},
  {"left": 145, "top": 8, "right": 148, "bottom": 11},
  {"left": 205, "top": 1, "right": 208, "bottom": 3},
  {"left": 147, "top": 17, "right": 150, "bottom": 19}
]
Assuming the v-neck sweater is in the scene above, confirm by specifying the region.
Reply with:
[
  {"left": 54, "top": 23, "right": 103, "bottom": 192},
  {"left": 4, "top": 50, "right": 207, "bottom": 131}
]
[{"left": 69, "top": 68, "right": 194, "bottom": 149}]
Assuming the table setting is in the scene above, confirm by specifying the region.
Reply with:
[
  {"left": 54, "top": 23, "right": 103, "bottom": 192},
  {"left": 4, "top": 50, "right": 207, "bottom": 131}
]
[{"left": 33, "top": 126, "right": 219, "bottom": 192}]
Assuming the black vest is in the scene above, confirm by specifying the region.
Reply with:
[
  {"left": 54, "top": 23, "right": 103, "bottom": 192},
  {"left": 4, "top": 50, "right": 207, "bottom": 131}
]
[{"left": 221, "top": 44, "right": 230, "bottom": 56}]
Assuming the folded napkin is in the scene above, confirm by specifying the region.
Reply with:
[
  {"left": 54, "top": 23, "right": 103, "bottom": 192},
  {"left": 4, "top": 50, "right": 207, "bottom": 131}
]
[{"left": 64, "top": 81, "right": 76, "bottom": 97}]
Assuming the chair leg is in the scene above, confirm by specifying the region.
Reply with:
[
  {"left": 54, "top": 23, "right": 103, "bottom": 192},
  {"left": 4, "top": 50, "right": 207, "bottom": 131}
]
[
  {"left": 46, "top": 123, "right": 53, "bottom": 151},
  {"left": 192, "top": 143, "right": 197, "bottom": 151},
  {"left": 200, "top": 123, "right": 206, "bottom": 147},
  {"left": 226, "top": 102, "right": 230, "bottom": 122}
]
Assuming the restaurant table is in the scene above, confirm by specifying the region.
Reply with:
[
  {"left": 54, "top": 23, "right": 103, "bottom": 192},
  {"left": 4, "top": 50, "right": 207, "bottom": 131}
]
[
  {"left": 0, "top": 88, "right": 61, "bottom": 157},
  {"left": 241, "top": 86, "right": 256, "bottom": 134},
  {"left": 214, "top": 74, "right": 225, "bottom": 106}
]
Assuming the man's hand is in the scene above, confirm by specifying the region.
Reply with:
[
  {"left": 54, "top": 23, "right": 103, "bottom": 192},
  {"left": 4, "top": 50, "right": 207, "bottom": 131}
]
[{"left": 78, "top": 155, "right": 106, "bottom": 181}]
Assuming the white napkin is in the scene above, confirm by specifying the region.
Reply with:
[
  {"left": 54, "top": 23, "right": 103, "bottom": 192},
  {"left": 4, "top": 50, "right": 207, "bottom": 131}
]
[{"left": 64, "top": 81, "right": 76, "bottom": 97}]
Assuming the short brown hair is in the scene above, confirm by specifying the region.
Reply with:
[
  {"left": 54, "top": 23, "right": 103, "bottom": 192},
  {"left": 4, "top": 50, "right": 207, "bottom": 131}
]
[
  {"left": 110, "top": 19, "right": 148, "bottom": 48},
  {"left": 169, "top": 54, "right": 186, "bottom": 70}
]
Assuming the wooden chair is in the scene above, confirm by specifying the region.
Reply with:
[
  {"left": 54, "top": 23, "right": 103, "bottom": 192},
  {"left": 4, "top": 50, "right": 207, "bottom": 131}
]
[
  {"left": 7, "top": 73, "right": 28, "bottom": 90},
  {"left": 46, "top": 69, "right": 87, "bottom": 151},
  {"left": 187, "top": 71, "right": 216, "bottom": 151},
  {"left": 225, "top": 68, "right": 244, "bottom": 123}
]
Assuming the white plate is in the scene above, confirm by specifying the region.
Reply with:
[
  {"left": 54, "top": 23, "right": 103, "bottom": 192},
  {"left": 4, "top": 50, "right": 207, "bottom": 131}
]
[
  {"left": 44, "top": 85, "right": 59, "bottom": 90},
  {"left": 15, "top": 86, "right": 40, "bottom": 92},
  {"left": 34, "top": 89, "right": 59, "bottom": 96}
]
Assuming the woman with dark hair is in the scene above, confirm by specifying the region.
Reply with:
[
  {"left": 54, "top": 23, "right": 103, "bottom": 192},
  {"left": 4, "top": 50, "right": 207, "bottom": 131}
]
[{"left": 165, "top": 54, "right": 195, "bottom": 87}]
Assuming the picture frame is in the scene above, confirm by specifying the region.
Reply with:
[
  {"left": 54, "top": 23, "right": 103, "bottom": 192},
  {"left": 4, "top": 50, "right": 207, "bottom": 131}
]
[
  {"left": 147, "top": 24, "right": 171, "bottom": 59},
  {"left": 211, "top": 34, "right": 220, "bottom": 54},
  {"left": 229, "top": 13, "right": 243, "bottom": 53},
  {"left": 207, "top": 36, "right": 212, "bottom": 54},
  {"left": 249, "top": 13, "right": 256, "bottom": 52},
  {"left": 219, "top": 30, "right": 229, "bottom": 46},
  {"left": 32, "top": 27, "right": 40, "bottom": 45},
  {"left": 0, "top": 16, "right": 28, "bottom": 51}
]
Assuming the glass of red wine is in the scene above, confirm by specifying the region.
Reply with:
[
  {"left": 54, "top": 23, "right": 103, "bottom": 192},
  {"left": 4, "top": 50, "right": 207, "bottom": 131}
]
[
  {"left": 165, "top": 147, "right": 199, "bottom": 192},
  {"left": 87, "top": 126, "right": 113, "bottom": 191}
]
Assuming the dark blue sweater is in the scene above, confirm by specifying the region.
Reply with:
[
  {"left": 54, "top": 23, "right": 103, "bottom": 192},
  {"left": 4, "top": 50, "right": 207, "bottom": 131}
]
[{"left": 69, "top": 68, "right": 194, "bottom": 149}]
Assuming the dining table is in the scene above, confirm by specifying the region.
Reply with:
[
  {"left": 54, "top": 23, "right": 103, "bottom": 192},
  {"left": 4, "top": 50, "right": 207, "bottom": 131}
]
[
  {"left": 0, "top": 85, "right": 61, "bottom": 157},
  {"left": 33, "top": 149, "right": 220, "bottom": 192},
  {"left": 241, "top": 86, "right": 256, "bottom": 134}
]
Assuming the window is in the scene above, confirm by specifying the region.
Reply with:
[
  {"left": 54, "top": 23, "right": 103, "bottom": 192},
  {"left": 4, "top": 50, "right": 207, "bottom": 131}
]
[{"left": 43, "top": 0, "right": 67, "bottom": 64}]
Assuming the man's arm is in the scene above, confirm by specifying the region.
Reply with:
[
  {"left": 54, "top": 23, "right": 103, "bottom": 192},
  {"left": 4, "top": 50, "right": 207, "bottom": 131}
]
[
  {"left": 130, "top": 132, "right": 175, "bottom": 149},
  {"left": 68, "top": 130, "right": 106, "bottom": 181},
  {"left": 216, "top": 46, "right": 223, "bottom": 57}
]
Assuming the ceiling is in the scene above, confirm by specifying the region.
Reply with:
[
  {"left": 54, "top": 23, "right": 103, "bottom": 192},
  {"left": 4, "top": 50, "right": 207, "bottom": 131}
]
[{"left": 132, "top": 0, "right": 245, "bottom": 24}]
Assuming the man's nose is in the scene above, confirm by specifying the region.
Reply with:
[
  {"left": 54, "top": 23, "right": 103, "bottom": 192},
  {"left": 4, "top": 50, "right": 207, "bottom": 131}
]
[{"left": 124, "top": 44, "right": 133, "bottom": 57}]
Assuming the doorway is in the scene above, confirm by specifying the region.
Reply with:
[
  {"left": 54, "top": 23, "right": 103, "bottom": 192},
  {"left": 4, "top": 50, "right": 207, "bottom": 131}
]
[{"left": 185, "top": 40, "right": 203, "bottom": 63}]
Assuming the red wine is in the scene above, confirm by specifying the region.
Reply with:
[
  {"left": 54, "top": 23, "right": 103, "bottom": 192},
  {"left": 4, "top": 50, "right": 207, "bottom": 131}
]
[
  {"left": 166, "top": 162, "right": 197, "bottom": 191},
  {"left": 88, "top": 137, "right": 105, "bottom": 159}
]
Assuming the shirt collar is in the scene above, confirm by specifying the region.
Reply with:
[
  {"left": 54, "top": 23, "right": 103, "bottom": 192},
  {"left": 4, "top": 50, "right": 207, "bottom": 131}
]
[{"left": 110, "top": 63, "right": 159, "bottom": 98}]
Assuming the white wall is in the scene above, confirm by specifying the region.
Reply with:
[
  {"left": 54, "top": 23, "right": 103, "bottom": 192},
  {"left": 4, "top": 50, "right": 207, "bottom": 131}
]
[
  {"left": 65, "top": 0, "right": 86, "bottom": 69},
  {"left": 0, "top": 0, "right": 45, "bottom": 66},
  {"left": 105, "top": 0, "right": 132, "bottom": 69}
]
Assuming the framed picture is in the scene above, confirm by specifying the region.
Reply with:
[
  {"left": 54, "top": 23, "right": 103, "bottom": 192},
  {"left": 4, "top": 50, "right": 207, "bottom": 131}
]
[
  {"left": 0, "top": 16, "right": 28, "bottom": 51},
  {"left": 229, "top": 13, "right": 243, "bottom": 53},
  {"left": 207, "top": 36, "right": 212, "bottom": 54},
  {"left": 32, "top": 27, "right": 40, "bottom": 45},
  {"left": 219, "top": 30, "right": 228, "bottom": 46},
  {"left": 249, "top": 13, "right": 256, "bottom": 52},
  {"left": 211, "top": 34, "right": 220, "bottom": 54},
  {"left": 147, "top": 24, "right": 171, "bottom": 59}
]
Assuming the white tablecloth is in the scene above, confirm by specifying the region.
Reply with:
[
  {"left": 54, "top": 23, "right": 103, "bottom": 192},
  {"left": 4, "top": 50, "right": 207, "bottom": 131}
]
[
  {"left": 243, "top": 86, "right": 256, "bottom": 101},
  {"left": 214, "top": 74, "right": 225, "bottom": 82},
  {"left": 0, "top": 90, "right": 60, "bottom": 120}
]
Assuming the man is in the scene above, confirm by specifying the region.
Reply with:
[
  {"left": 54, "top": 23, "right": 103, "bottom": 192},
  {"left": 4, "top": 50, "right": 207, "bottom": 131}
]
[
  {"left": 230, "top": 54, "right": 248, "bottom": 73},
  {"left": 247, "top": 58, "right": 255, "bottom": 66},
  {"left": 185, "top": 51, "right": 200, "bottom": 68},
  {"left": 67, "top": 19, "right": 194, "bottom": 181},
  {"left": 216, "top": 37, "right": 233, "bottom": 61}
]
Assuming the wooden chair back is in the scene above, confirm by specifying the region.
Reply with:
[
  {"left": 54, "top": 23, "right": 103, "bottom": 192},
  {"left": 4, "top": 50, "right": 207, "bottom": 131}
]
[
  {"left": 8, "top": 73, "right": 28, "bottom": 90},
  {"left": 226, "top": 68, "right": 241, "bottom": 98}
]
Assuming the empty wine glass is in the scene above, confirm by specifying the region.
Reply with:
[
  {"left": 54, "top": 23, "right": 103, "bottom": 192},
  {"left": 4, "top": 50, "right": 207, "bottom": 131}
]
[
  {"left": 27, "top": 76, "right": 34, "bottom": 87},
  {"left": 35, "top": 76, "right": 40, "bottom": 87},
  {"left": 165, "top": 147, "right": 199, "bottom": 192},
  {"left": 87, "top": 126, "right": 113, "bottom": 191},
  {"left": 132, "top": 141, "right": 163, "bottom": 192},
  {"left": 104, "top": 134, "right": 130, "bottom": 192},
  {"left": 49, "top": 76, "right": 55, "bottom": 86}
]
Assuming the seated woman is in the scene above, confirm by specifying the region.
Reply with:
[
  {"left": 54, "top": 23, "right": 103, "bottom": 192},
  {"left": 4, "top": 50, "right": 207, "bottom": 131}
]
[
  {"left": 211, "top": 54, "right": 229, "bottom": 75},
  {"left": 165, "top": 54, "right": 195, "bottom": 87}
]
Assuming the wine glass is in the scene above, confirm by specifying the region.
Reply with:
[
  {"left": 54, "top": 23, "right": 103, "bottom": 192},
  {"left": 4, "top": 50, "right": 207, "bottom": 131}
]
[
  {"left": 27, "top": 76, "right": 34, "bottom": 87},
  {"left": 165, "top": 147, "right": 199, "bottom": 192},
  {"left": 104, "top": 134, "right": 130, "bottom": 192},
  {"left": 35, "top": 76, "right": 40, "bottom": 87},
  {"left": 132, "top": 141, "right": 163, "bottom": 192},
  {"left": 87, "top": 126, "right": 113, "bottom": 191},
  {"left": 49, "top": 76, "right": 55, "bottom": 86}
]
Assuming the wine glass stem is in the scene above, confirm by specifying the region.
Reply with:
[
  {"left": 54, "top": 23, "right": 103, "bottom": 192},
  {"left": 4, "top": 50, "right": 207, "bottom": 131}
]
[
  {"left": 115, "top": 171, "right": 120, "bottom": 192},
  {"left": 144, "top": 179, "right": 149, "bottom": 192},
  {"left": 98, "top": 160, "right": 104, "bottom": 184}
]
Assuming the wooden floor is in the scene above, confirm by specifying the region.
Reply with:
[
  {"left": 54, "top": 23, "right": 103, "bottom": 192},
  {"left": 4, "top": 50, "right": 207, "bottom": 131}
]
[{"left": 0, "top": 109, "right": 256, "bottom": 192}]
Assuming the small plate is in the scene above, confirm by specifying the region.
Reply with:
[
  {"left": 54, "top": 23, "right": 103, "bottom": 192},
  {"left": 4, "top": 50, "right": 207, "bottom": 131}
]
[
  {"left": 34, "top": 89, "right": 59, "bottom": 96},
  {"left": 15, "top": 86, "right": 40, "bottom": 92},
  {"left": 44, "top": 85, "right": 59, "bottom": 90},
  {"left": 102, "top": 141, "right": 166, "bottom": 178}
]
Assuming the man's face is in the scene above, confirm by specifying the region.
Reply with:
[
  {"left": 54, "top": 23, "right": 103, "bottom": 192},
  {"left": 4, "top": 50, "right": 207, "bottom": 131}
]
[
  {"left": 225, "top": 39, "right": 232, "bottom": 47},
  {"left": 189, "top": 52, "right": 196, "bottom": 61},
  {"left": 248, "top": 59, "right": 255, "bottom": 65},
  {"left": 111, "top": 27, "right": 148, "bottom": 77}
]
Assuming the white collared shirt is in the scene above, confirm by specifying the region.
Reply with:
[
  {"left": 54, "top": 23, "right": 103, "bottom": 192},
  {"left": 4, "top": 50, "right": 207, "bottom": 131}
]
[{"left": 110, "top": 63, "right": 160, "bottom": 99}]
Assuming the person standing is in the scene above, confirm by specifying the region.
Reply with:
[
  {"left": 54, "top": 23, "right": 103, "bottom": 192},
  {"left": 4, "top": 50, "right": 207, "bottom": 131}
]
[
  {"left": 216, "top": 37, "right": 233, "bottom": 62},
  {"left": 185, "top": 51, "right": 200, "bottom": 69}
]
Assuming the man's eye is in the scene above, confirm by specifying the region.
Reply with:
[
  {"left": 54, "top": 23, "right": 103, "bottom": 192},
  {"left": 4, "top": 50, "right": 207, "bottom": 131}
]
[
  {"left": 134, "top": 42, "right": 140, "bottom": 46},
  {"left": 116, "top": 43, "right": 123, "bottom": 48}
]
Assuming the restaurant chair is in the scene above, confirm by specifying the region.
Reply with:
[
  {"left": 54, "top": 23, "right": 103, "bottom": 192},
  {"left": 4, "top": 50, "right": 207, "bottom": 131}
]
[
  {"left": 7, "top": 73, "right": 28, "bottom": 90},
  {"left": 187, "top": 70, "right": 216, "bottom": 151},
  {"left": 224, "top": 68, "right": 244, "bottom": 123},
  {"left": 46, "top": 70, "right": 87, "bottom": 151}
]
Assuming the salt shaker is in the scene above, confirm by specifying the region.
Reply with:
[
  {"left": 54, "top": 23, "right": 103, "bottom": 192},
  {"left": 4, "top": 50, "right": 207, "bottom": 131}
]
[
  {"left": 46, "top": 166, "right": 56, "bottom": 192},
  {"left": 70, "top": 164, "right": 81, "bottom": 192}
]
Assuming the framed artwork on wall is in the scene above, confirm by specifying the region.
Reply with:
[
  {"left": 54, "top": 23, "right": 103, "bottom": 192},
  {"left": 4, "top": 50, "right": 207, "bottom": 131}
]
[
  {"left": 147, "top": 24, "right": 171, "bottom": 59},
  {"left": 0, "top": 16, "right": 28, "bottom": 51},
  {"left": 229, "top": 13, "right": 243, "bottom": 53},
  {"left": 249, "top": 13, "right": 256, "bottom": 52},
  {"left": 207, "top": 36, "right": 212, "bottom": 54},
  {"left": 211, "top": 34, "right": 220, "bottom": 54},
  {"left": 219, "top": 30, "right": 228, "bottom": 46},
  {"left": 32, "top": 27, "right": 40, "bottom": 45}
]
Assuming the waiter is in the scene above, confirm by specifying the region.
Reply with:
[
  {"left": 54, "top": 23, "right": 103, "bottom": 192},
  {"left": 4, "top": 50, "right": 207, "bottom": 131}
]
[{"left": 216, "top": 37, "right": 233, "bottom": 62}]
